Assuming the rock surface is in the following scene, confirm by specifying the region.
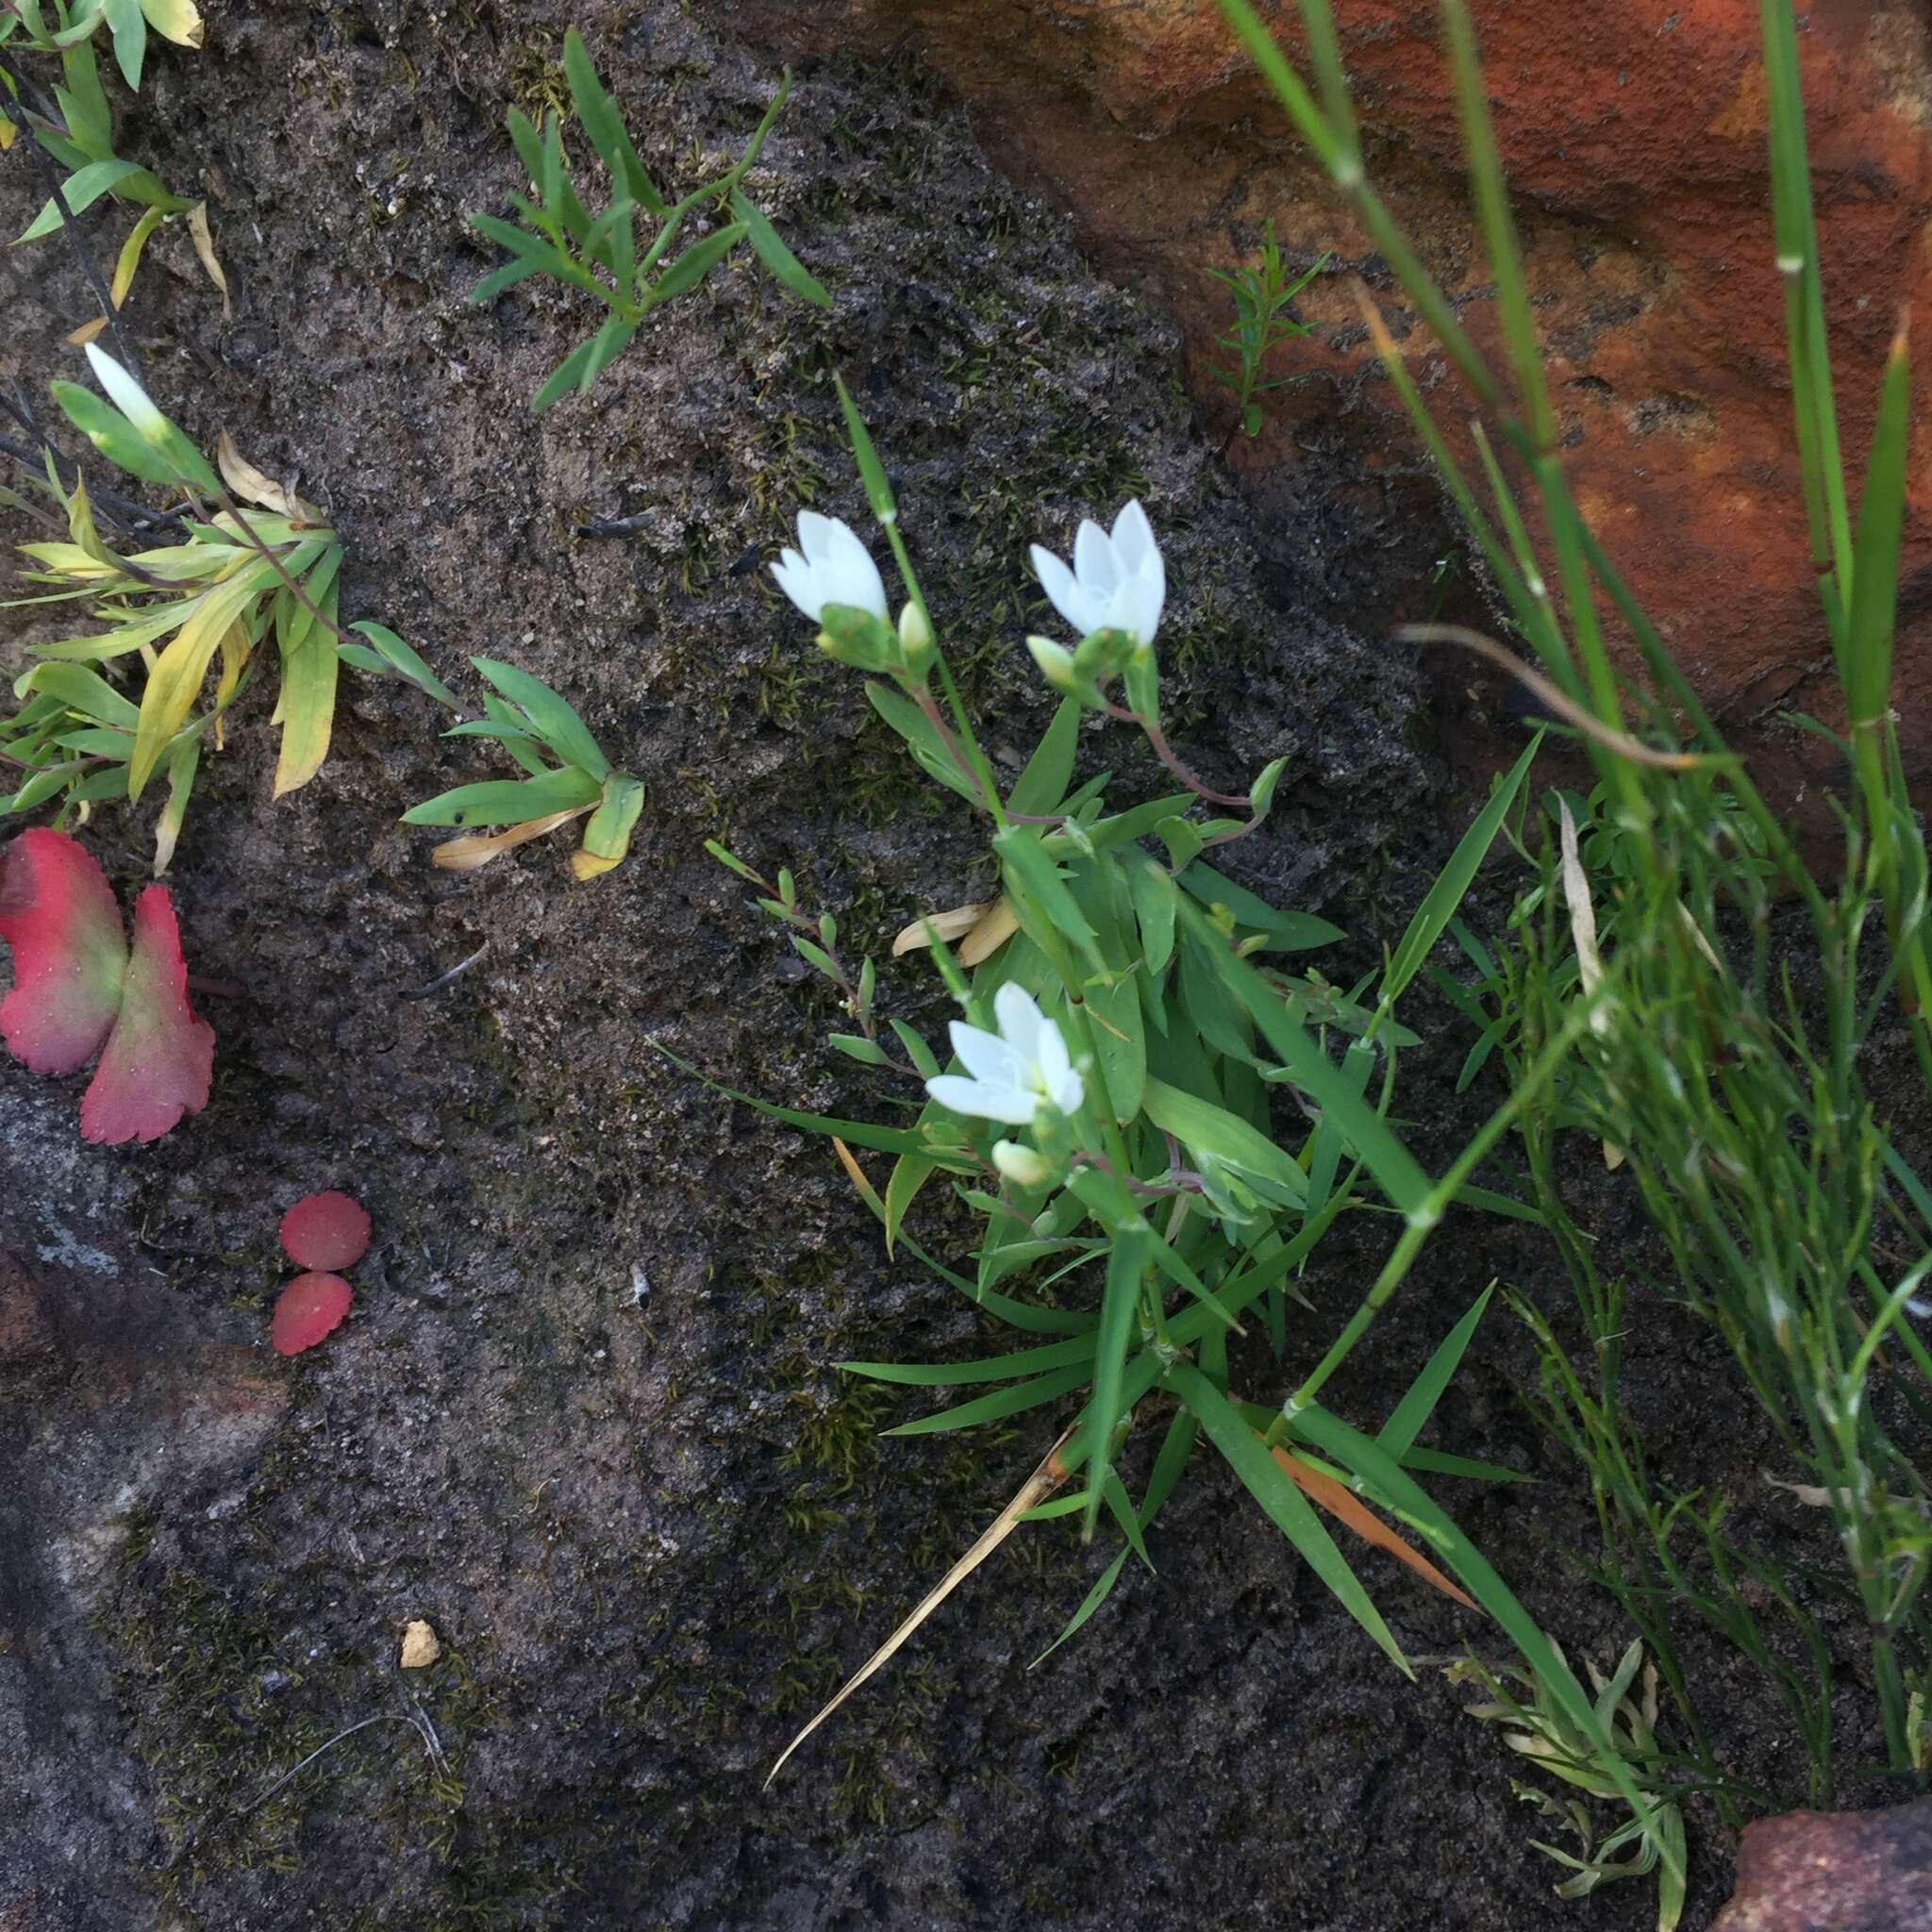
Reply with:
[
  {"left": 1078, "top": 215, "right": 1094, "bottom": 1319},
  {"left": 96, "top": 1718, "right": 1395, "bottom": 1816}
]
[
  {"left": 732, "top": 0, "right": 1932, "bottom": 795},
  {"left": 1714, "top": 1799, "right": 1932, "bottom": 1931}
]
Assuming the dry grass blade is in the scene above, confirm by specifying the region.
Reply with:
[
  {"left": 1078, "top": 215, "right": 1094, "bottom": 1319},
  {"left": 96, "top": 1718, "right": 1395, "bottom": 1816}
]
[
  {"left": 431, "top": 807, "right": 592, "bottom": 871},
  {"left": 217, "top": 430, "right": 320, "bottom": 520},
  {"left": 1267, "top": 1440, "right": 1476, "bottom": 1609},
  {"left": 187, "top": 202, "right": 231, "bottom": 319},
  {"left": 765, "top": 1426, "right": 1074, "bottom": 1790},
  {"left": 1395, "top": 625, "right": 1728, "bottom": 772},
  {"left": 830, "top": 1136, "right": 886, "bottom": 1214},
  {"left": 892, "top": 900, "right": 991, "bottom": 957},
  {"left": 1557, "top": 798, "right": 1624, "bottom": 1168}
]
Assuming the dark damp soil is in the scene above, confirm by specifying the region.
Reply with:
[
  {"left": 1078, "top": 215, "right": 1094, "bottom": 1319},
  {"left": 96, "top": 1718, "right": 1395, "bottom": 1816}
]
[{"left": 0, "top": 6, "right": 1902, "bottom": 1930}]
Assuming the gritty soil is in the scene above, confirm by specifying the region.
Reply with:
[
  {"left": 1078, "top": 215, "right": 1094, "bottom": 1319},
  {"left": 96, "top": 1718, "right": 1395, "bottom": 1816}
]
[{"left": 0, "top": 5, "right": 1904, "bottom": 1930}]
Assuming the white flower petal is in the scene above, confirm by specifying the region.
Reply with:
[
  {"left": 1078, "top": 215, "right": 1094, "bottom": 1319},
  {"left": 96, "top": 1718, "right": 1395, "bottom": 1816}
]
[
  {"left": 771, "top": 551, "right": 823, "bottom": 621},
  {"left": 1072, "top": 517, "right": 1118, "bottom": 599},
  {"left": 796, "top": 509, "right": 840, "bottom": 564},
  {"left": 949, "top": 1018, "right": 1026, "bottom": 1088},
  {"left": 1047, "top": 1056, "right": 1084, "bottom": 1115},
  {"left": 992, "top": 983, "right": 1047, "bottom": 1067},
  {"left": 1111, "top": 499, "right": 1155, "bottom": 574},
  {"left": 824, "top": 519, "right": 888, "bottom": 618},
  {"left": 1034, "top": 1015, "right": 1076, "bottom": 1103},
  {"left": 924, "top": 1073, "right": 1040, "bottom": 1125},
  {"left": 1031, "top": 544, "right": 1094, "bottom": 637}
]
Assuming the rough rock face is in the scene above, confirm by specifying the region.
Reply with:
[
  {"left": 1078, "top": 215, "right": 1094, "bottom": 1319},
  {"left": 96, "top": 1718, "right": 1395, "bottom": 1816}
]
[
  {"left": 1713, "top": 1800, "right": 1932, "bottom": 1930},
  {"left": 730, "top": 0, "right": 1932, "bottom": 793}
]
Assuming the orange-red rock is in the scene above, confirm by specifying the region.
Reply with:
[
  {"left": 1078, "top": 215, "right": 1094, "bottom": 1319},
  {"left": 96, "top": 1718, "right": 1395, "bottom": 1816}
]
[{"left": 731, "top": 0, "right": 1932, "bottom": 791}]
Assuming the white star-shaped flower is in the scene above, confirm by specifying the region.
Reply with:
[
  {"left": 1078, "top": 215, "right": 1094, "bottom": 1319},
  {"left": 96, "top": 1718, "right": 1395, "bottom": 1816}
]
[
  {"left": 924, "top": 982, "right": 1083, "bottom": 1126},
  {"left": 1029, "top": 499, "right": 1165, "bottom": 645},
  {"left": 771, "top": 511, "right": 888, "bottom": 624}
]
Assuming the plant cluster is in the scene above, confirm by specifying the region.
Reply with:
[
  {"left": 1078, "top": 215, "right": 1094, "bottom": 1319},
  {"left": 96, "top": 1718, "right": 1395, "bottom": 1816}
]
[
  {"left": 1207, "top": 224, "right": 1328, "bottom": 438},
  {"left": 1214, "top": 0, "right": 1931, "bottom": 1871},
  {"left": 691, "top": 379, "right": 1659, "bottom": 1834},
  {"left": 1, "top": 0, "right": 225, "bottom": 327},
  {"left": 468, "top": 27, "right": 828, "bottom": 412},
  {"left": 3, "top": 344, "right": 455, "bottom": 869}
]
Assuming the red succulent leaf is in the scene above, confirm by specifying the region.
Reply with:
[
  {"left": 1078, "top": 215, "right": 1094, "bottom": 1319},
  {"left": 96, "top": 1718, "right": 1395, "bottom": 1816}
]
[
  {"left": 79, "top": 886, "right": 214, "bottom": 1145},
  {"left": 279, "top": 1191, "right": 372, "bottom": 1272},
  {"left": 271, "top": 1272, "right": 354, "bottom": 1356},
  {"left": 0, "top": 828, "right": 128, "bottom": 1075}
]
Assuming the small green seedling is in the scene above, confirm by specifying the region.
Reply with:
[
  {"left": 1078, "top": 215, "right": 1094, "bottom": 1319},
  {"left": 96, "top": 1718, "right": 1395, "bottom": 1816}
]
[
  {"left": 1446, "top": 1640, "right": 1688, "bottom": 1932},
  {"left": 1207, "top": 226, "right": 1328, "bottom": 437},
  {"left": 2, "top": 347, "right": 453, "bottom": 870},
  {"left": 1, "top": 5, "right": 226, "bottom": 321},
  {"left": 469, "top": 27, "right": 829, "bottom": 411},
  {"left": 403, "top": 659, "right": 642, "bottom": 879}
]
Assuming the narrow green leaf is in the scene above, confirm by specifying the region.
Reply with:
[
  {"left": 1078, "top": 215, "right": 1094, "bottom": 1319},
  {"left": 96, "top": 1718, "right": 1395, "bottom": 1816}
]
[
  {"left": 729, "top": 188, "right": 830, "bottom": 307},
  {"left": 651, "top": 220, "right": 746, "bottom": 303},
  {"left": 532, "top": 337, "right": 599, "bottom": 413},
  {"left": 833, "top": 370, "right": 896, "bottom": 522},
  {"left": 1376, "top": 1286, "right": 1494, "bottom": 1460},
  {"left": 1169, "top": 1363, "right": 1410, "bottom": 1675},
  {"left": 1142, "top": 1075, "right": 1307, "bottom": 1205},
  {"left": 18, "top": 157, "right": 142, "bottom": 241},
  {"left": 1083, "top": 1226, "right": 1150, "bottom": 1538},
  {"left": 400, "top": 765, "right": 603, "bottom": 826},
  {"left": 841, "top": 1334, "right": 1092, "bottom": 1387},
  {"left": 1177, "top": 860, "right": 1344, "bottom": 952},
  {"left": 472, "top": 658, "right": 610, "bottom": 777},
  {"left": 344, "top": 621, "right": 460, "bottom": 709},
  {"left": 882, "top": 1364, "right": 1092, "bottom": 1437},
  {"left": 1008, "top": 697, "right": 1081, "bottom": 815}
]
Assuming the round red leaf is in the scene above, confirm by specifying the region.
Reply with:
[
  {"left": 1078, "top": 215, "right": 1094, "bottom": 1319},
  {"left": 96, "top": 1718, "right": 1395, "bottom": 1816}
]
[
  {"left": 271, "top": 1273, "right": 353, "bottom": 1356},
  {"left": 279, "top": 1191, "right": 372, "bottom": 1271}
]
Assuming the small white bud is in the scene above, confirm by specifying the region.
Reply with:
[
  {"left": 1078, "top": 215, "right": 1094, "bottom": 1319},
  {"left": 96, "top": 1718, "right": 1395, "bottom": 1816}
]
[
  {"left": 991, "top": 1140, "right": 1053, "bottom": 1189},
  {"left": 1026, "top": 634, "right": 1078, "bottom": 691},
  {"left": 898, "top": 599, "right": 933, "bottom": 661}
]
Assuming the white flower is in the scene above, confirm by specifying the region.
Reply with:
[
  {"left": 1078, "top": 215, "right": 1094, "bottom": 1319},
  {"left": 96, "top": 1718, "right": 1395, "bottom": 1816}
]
[
  {"left": 925, "top": 982, "right": 1083, "bottom": 1126},
  {"left": 1029, "top": 499, "right": 1165, "bottom": 645},
  {"left": 771, "top": 511, "right": 889, "bottom": 624},
  {"left": 991, "top": 1140, "right": 1053, "bottom": 1189}
]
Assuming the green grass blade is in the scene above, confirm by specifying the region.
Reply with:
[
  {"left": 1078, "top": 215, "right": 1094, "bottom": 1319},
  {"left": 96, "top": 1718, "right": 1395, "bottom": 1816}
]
[
  {"left": 1376, "top": 1284, "right": 1494, "bottom": 1458},
  {"left": 1170, "top": 1363, "right": 1411, "bottom": 1675},
  {"left": 882, "top": 1364, "right": 1092, "bottom": 1438},
  {"left": 841, "top": 1335, "right": 1092, "bottom": 1388},
  {"left": 1084, "top": 1228, "right": 1150, "bottom": 1540}
]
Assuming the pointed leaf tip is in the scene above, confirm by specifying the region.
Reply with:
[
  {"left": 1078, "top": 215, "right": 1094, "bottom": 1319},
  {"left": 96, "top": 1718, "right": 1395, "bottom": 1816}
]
[
  {"left": 79, "top": 886, "right": 213, "bottom": 1144},
  {"left": 0, "top": 829, "right": 127, "bottom": 1076},
  {"left": 279, "top": 1191, "right": 372, "bottom": 1272},
  {"left": 271, "top": 1272, "right": 353, "bottom": 1356}
]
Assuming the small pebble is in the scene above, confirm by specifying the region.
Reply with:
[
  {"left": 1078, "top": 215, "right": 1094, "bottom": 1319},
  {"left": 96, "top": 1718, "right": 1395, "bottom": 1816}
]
[{"left": 400, "top": 1618, "right": 441, "bottom": 1669}]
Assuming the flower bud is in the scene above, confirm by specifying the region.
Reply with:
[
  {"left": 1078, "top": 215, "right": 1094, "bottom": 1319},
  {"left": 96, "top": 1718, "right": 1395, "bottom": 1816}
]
[
  {"left": 897, "top": 599, "right": 934, "bottom": 664},
  {"left": 815, "top": 604, "right": 896, "bottom": 672},
  {"left": 1025, "top": 635, "right": 1079, "bottom": 692},
  {"left": 991, "top": 1139, "right": 1053, "bottom": 1189}
]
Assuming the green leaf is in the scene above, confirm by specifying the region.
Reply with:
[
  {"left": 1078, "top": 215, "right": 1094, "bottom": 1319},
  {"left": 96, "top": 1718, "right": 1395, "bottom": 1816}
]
[
  {"left": 833, "top": 370, "right": 896, "bottom": 523},
  {"left": 1844, "top": 323, "right": 1909, "bottom": 729},
  {"left": 562, "top": 26, "right": 668, "bottom": 214},
  {"left": 1286, "top": 1400, "right": 1670, "bottom": 1876},
  {"left": 729, "top": 187, "right": 830, "bottom": 307},
  {"left": 1176, "top": 896, "right": 1430, "bottom": 1216},
  {"left": 102, "top": 0, "right": 143, "bottom": 89},
  {"left": 841, "top": 1334, "right": 1091, "bottom": 1387},
  {"left": 19, "top": 660, "right": 138, "bottom": 727},
  {"left": 577, "top": 313, "right": 638, "bottom": 395},
  {"left": 532, "top": 337, "right": 599, "bottom": 414},
  {"left": 882, "top": 1364, "right": 1091, "bottom": 1437},
  {"left": 1085, "top": 1226, "right": 1150, "bottom": 1539},
  {"left": 651, "top": 220, "right": 746, "bottom": 303},
  {"left": 864, "top": 680, "right": 981, "bottom": 804},
  {"left": 652, "top": 1041, "right": 977, "bottom": 1165},
  {"left": 580, "top": 771, "right": 644, "bottom": 864},
  {"left": 1125, "top": 856, "right": 1178, "bottom": 975},
  {"left": 994, "top": 825, "right": 1105, "bottom": 975},
  {"left": 885, "top": 1150, "right": 937, "bottom": 1252},
  {"left": 1142, "top": 1075, "right": 1306, "bottom": 1206},
  {"left": 1384, "top": 731, "right": 1541, "bottom": 1003},
  {"left": 829, "top": 1033, "right": 890, "bottom": 1067},
  {"left": 1177, "top": 860, "right": 1344, "bottom": 952},
  {"left": 471, "top": 658, "right": 610, "bottom": 777},
  {"left": 1376, "top": 1286, "right": 1493, "bottom": 1460},
  {"left": 400, "top": 765, "right": 604, "bottom": 826},
  {"left": 18, "top": 157, "right": 142, "bottom": 241},
  {"left": 1168, "top": 1364, "right": 1410, "bottom": 1674},
  {"left": 1008, "top": 697, "right": 1081, "bottom": 815},
  {"left": 342, "top": 621, "right": 460, "bottom": 709}
]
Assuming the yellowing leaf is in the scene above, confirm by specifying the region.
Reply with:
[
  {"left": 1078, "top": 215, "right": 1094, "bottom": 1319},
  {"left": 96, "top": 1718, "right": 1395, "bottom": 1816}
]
[
  {"left": 568, "top": 846, "right": 622, "bottom": 880},
  {"left": 65, "top": 317, "right": 109, "bottom": 347},
  {"left": 139, "top": 0, "right": 204, "bottom": 46},
  {"left": 960, "top": 897, "right": 1021, "bottom": 967},
  {"left": 892, "top": 901, "right": 990, "bottom": 957},
  {"left": 129, "top": 559, "right": 272, "bottom": 798},
  {"left": 109, "top": 205, "right": 169, "bottom": 307},
  {"left": 273, "top": 637, "right": 337, "bottom": 797},
  {"left": 186, "top": 202, "right": 230, "bottom": 319},
  {"left": 431, "top": 807, "right": 592, "bottom": 872}
]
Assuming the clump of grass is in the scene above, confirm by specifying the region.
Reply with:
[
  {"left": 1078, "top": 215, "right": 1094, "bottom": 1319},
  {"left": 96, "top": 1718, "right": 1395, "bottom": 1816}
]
[{"left": 1213, "top": 0, "right": 1931, "bottom": 1846}]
